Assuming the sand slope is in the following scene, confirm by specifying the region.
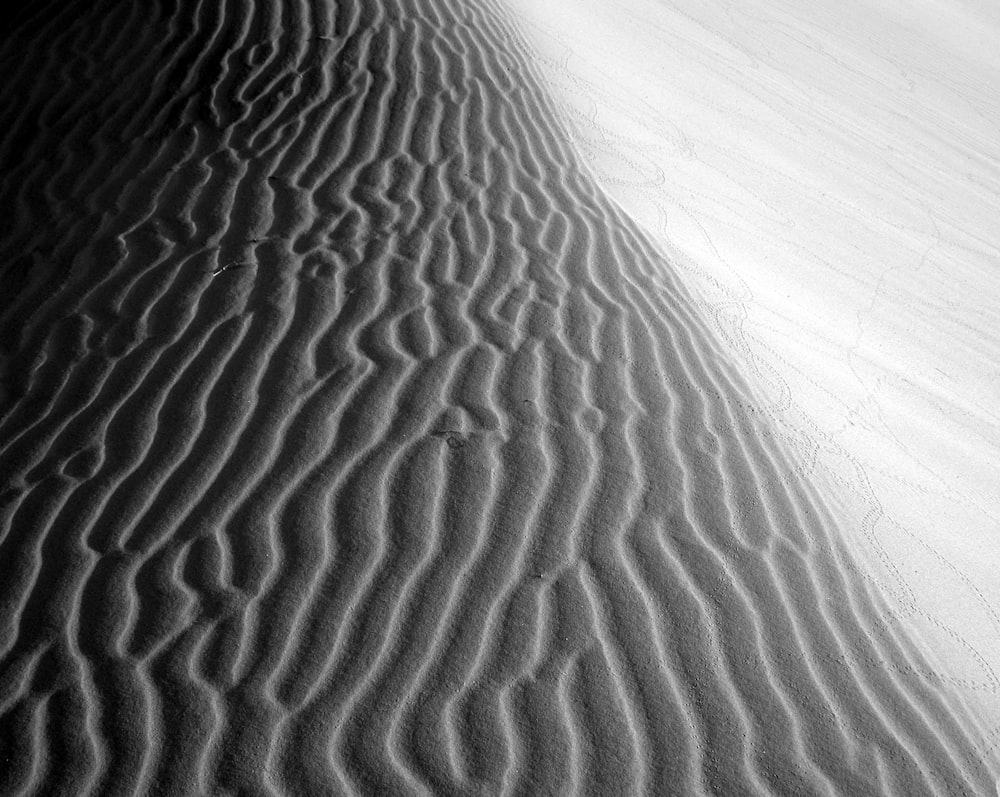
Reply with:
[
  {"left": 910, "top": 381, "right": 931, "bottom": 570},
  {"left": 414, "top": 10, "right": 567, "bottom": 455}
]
[
  {"left": 506, "top": 0, "right": 1000, "bottom": 740},
  {"left": 0, "top": 0, "right": 995, "bottom": 794}
]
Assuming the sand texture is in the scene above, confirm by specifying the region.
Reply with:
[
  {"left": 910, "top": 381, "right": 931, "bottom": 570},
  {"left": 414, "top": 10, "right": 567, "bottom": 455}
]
[
  {"left": 0, "top": 0, "right": 996, "bottom": 795},
  {"left": 508, "top": 0, "right": 1000, "bottom": 718}
]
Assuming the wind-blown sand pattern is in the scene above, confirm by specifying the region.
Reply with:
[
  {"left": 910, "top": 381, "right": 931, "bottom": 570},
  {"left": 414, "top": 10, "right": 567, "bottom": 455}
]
[
  {"left": 507, "top": 0, "right": 1000, "bottom": 723},
  {"left": 0, "top": 0, "right": 995, "bottom": 795}
]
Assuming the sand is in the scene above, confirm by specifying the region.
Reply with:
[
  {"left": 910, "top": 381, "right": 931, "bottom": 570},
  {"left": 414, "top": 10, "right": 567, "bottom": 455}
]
[
  {"left": 509, "top": 0, "right": 1000, "bottom": 755},
  {"left": 0, "top": 0, "right": 996, "bottom": 794}
]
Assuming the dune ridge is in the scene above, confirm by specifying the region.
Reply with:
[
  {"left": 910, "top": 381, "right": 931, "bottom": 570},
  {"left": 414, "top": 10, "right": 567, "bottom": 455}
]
[{"left": 0, "top": 0, "right": 994, "bottom": 794}]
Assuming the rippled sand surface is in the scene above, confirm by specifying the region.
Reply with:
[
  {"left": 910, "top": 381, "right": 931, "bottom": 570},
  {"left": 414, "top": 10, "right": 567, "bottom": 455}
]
[{"left": 1, "top": 1, "right": 996, "bottom": 794}]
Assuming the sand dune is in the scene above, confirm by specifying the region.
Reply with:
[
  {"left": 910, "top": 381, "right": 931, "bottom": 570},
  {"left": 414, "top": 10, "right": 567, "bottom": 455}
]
[
  {"left": 508, "top": 0, "right": 1000, "bottom": 743},
  {"left": 0, "top": 0, "right": 995, "bottom": 794}
]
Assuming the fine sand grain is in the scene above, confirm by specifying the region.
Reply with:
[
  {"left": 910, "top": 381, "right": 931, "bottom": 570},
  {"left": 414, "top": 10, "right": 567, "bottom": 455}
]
[{"left": 0, "top": 0, "right": 995, "bottom": 794}]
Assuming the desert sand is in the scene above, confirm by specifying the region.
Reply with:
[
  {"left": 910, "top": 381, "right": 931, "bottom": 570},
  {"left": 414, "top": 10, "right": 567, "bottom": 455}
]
[
  {"left": 510, "top": 0, "right": 1000, "bottom": 756},
  {"left": 0, "top": 0, "right": 997, "bottom": 795}
]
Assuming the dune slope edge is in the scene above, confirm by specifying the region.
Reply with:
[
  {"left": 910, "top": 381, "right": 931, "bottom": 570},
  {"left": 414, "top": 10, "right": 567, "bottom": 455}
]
[{"left": 0, "top": 0, "right": 993, "bottom": 794}]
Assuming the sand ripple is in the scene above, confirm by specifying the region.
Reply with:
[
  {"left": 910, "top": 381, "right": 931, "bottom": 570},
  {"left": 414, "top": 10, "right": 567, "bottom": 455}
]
[{"left": 0, "top": 0, "right": 994, "bottom": 794}]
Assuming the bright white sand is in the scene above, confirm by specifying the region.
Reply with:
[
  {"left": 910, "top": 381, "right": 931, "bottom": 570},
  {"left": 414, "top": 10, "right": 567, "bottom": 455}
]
[{"left": 509, "top": 0, "right": 1000, "bottom": 737}]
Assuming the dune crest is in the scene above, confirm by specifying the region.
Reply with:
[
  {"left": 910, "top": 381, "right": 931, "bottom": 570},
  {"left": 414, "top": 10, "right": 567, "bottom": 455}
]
[{"left": 0, "top": 0, "right": 995, "bottom": 794}]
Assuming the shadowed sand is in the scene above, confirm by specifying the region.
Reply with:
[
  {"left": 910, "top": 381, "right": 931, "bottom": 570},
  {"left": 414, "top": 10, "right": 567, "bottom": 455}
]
[{"left": 0, "top": 0, "right": 995, "bottom": 794}]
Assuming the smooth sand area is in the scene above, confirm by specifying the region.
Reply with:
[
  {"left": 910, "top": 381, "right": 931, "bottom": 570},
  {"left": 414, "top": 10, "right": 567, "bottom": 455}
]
[{"left": 1, "top": 0, "right": 997, "bottom": 794}]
